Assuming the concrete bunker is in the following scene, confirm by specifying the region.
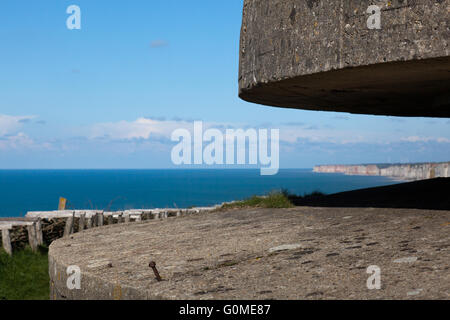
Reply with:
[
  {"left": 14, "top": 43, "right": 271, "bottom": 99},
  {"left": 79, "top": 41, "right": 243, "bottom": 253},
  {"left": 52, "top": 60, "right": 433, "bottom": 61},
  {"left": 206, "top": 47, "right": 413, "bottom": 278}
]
[{"left": 238, "top": 0, "right": 450, "bottom": 117}]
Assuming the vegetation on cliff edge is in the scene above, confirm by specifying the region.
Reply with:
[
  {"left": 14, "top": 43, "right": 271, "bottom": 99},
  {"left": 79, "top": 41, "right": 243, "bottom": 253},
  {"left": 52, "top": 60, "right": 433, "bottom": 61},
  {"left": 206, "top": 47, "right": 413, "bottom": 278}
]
[{"left": 221, "top": 191, "right": 295, "bottom": 209}]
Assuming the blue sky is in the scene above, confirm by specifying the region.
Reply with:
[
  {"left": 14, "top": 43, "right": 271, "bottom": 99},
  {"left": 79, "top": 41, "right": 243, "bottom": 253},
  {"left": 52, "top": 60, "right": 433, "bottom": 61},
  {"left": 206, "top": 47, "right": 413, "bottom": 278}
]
[{"left": 0, "top": 0, "right": 449, "bottom": 169}]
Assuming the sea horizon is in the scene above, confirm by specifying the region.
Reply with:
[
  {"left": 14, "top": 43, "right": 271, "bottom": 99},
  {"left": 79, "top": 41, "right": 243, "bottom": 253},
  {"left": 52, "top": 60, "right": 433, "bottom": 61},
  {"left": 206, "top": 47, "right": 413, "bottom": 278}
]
[{"left": 0, "top": 168, "right": 401, "bottom": 218}]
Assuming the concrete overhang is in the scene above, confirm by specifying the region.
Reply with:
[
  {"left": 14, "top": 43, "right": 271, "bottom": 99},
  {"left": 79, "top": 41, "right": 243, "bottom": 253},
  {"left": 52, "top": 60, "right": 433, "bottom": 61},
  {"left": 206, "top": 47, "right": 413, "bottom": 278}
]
[{"left": 238, "top": 0, "right": 450, "bottom": 117}]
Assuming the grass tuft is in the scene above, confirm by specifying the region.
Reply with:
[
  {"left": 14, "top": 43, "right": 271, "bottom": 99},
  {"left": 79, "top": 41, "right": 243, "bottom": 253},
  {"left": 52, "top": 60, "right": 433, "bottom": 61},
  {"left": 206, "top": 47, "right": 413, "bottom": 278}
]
[
  {"left": 0, "top": 246, "right": 49, "bottom": 300},
  {"left": 221, "top": 191, "right": 295, "bottom": 209}
]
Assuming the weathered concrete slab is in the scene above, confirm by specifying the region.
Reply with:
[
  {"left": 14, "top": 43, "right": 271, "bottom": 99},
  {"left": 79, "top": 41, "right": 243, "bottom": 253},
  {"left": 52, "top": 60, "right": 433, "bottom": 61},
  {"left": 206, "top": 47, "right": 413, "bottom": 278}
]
[
  {"left": 26, "top": 211, "right": 102, "bottom": 219},
  {"left": 0, "top": 219, "right": 37, "bottom": 230},
  {"left": 26, "top": 207, "right": 218, "bottom": 220},
  {"left": 239, "top": 0, "right": 450, "bottom": 117},
  {"left": 49, "top": 207, "right": 450, "bottom": 300}
]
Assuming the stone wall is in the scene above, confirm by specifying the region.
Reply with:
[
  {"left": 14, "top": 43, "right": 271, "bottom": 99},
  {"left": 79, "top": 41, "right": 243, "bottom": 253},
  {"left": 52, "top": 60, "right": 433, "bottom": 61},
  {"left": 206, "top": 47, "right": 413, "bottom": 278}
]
[{"left": 0, "top": 219, "right": 66, "bottom": 251}]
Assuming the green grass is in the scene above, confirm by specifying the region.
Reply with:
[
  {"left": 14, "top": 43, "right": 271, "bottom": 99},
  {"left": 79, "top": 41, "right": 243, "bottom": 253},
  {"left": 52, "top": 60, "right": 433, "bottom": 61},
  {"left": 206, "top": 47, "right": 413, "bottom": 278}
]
[
  {"left": 0, "top": 246, "right": 49, "bottom": 300},
  {"left": 221, "top": 191, "right": 295, "bottom": 209}
]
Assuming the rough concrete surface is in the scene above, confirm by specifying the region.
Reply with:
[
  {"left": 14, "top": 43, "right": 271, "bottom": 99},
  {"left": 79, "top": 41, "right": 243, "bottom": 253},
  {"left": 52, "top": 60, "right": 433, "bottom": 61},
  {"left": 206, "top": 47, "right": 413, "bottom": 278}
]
[
  {"left": 49, "top": 207, "right": 450, "bottom": 300},
  {"left": 238, "top": 0, "right": 450, "bottom": 117}
]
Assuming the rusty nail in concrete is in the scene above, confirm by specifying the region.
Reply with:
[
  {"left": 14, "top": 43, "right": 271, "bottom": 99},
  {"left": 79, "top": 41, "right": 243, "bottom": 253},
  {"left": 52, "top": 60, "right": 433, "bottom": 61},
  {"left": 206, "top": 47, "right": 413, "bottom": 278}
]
[{"left": 149, "top": 261, "right": 162, "bottom": 281}]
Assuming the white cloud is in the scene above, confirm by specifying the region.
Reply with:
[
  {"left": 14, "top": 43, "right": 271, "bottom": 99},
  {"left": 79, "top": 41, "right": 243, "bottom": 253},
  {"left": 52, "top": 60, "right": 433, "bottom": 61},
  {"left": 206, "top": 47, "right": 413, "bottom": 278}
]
[
  {"left": 0, "top": 114, "right": 35, "bottom": 136},
  {"left": 88, "top": 117, "right": 195, "bottom": 140},
  {"left": 87, "top": 118, "right": 270, "bottom": 142},
  {"left": 401, "top": 136, "right": 450, "bottom": 143},
  {"left": 2, "top": 115, "right": 449, "bottom": 163},
  {"left": 0, "top": 114, "right": 56, "bottom": 152},
  {"left": 86, "top": 118, "right": 450, "bottom": 147},
  {"left": 0, "top": 132, "right": 34, "bottom": 150}
]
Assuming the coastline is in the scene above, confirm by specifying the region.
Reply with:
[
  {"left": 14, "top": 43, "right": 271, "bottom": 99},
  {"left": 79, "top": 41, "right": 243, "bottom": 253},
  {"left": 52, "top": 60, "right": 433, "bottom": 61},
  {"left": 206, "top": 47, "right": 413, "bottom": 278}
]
[
  {"left": 314, "top": 162, "right": 450, "bottom": 181},
  {"left": 0, "top": 169, "right": 398, "bottom": 218}
]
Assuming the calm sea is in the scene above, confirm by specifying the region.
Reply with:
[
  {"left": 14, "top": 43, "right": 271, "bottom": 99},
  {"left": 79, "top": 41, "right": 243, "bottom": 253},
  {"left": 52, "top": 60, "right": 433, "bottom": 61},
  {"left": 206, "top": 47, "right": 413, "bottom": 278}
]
[{"left": 0, "top": 169, "right": 400, "bottom": 217}]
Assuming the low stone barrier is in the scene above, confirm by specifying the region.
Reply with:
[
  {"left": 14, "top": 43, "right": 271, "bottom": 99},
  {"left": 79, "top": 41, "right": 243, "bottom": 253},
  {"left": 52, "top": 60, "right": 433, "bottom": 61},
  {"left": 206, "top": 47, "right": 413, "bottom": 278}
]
[{"left": 0, "top": 206, "right": 221, "bottom": 255}]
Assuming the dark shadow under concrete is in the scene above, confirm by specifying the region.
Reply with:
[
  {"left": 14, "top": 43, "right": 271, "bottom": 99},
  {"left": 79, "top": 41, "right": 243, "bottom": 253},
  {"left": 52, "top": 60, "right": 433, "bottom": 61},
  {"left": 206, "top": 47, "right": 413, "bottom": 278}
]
[{"left": 290, "top": 178, "right": 450, "bottom": 210}]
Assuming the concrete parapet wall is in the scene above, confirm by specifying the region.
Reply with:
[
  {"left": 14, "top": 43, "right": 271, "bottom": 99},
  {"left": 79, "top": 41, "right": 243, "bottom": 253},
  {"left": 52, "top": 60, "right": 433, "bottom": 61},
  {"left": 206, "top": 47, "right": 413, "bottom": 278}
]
[
  {"left": 49, "top": 252, "right": 149, "bottom": 300},
  {"left": 0, "top": 207, "right": 218, "bottom": 256},
  {"left": 48, "top": 207, "right": 450, "bottom": 299}
]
